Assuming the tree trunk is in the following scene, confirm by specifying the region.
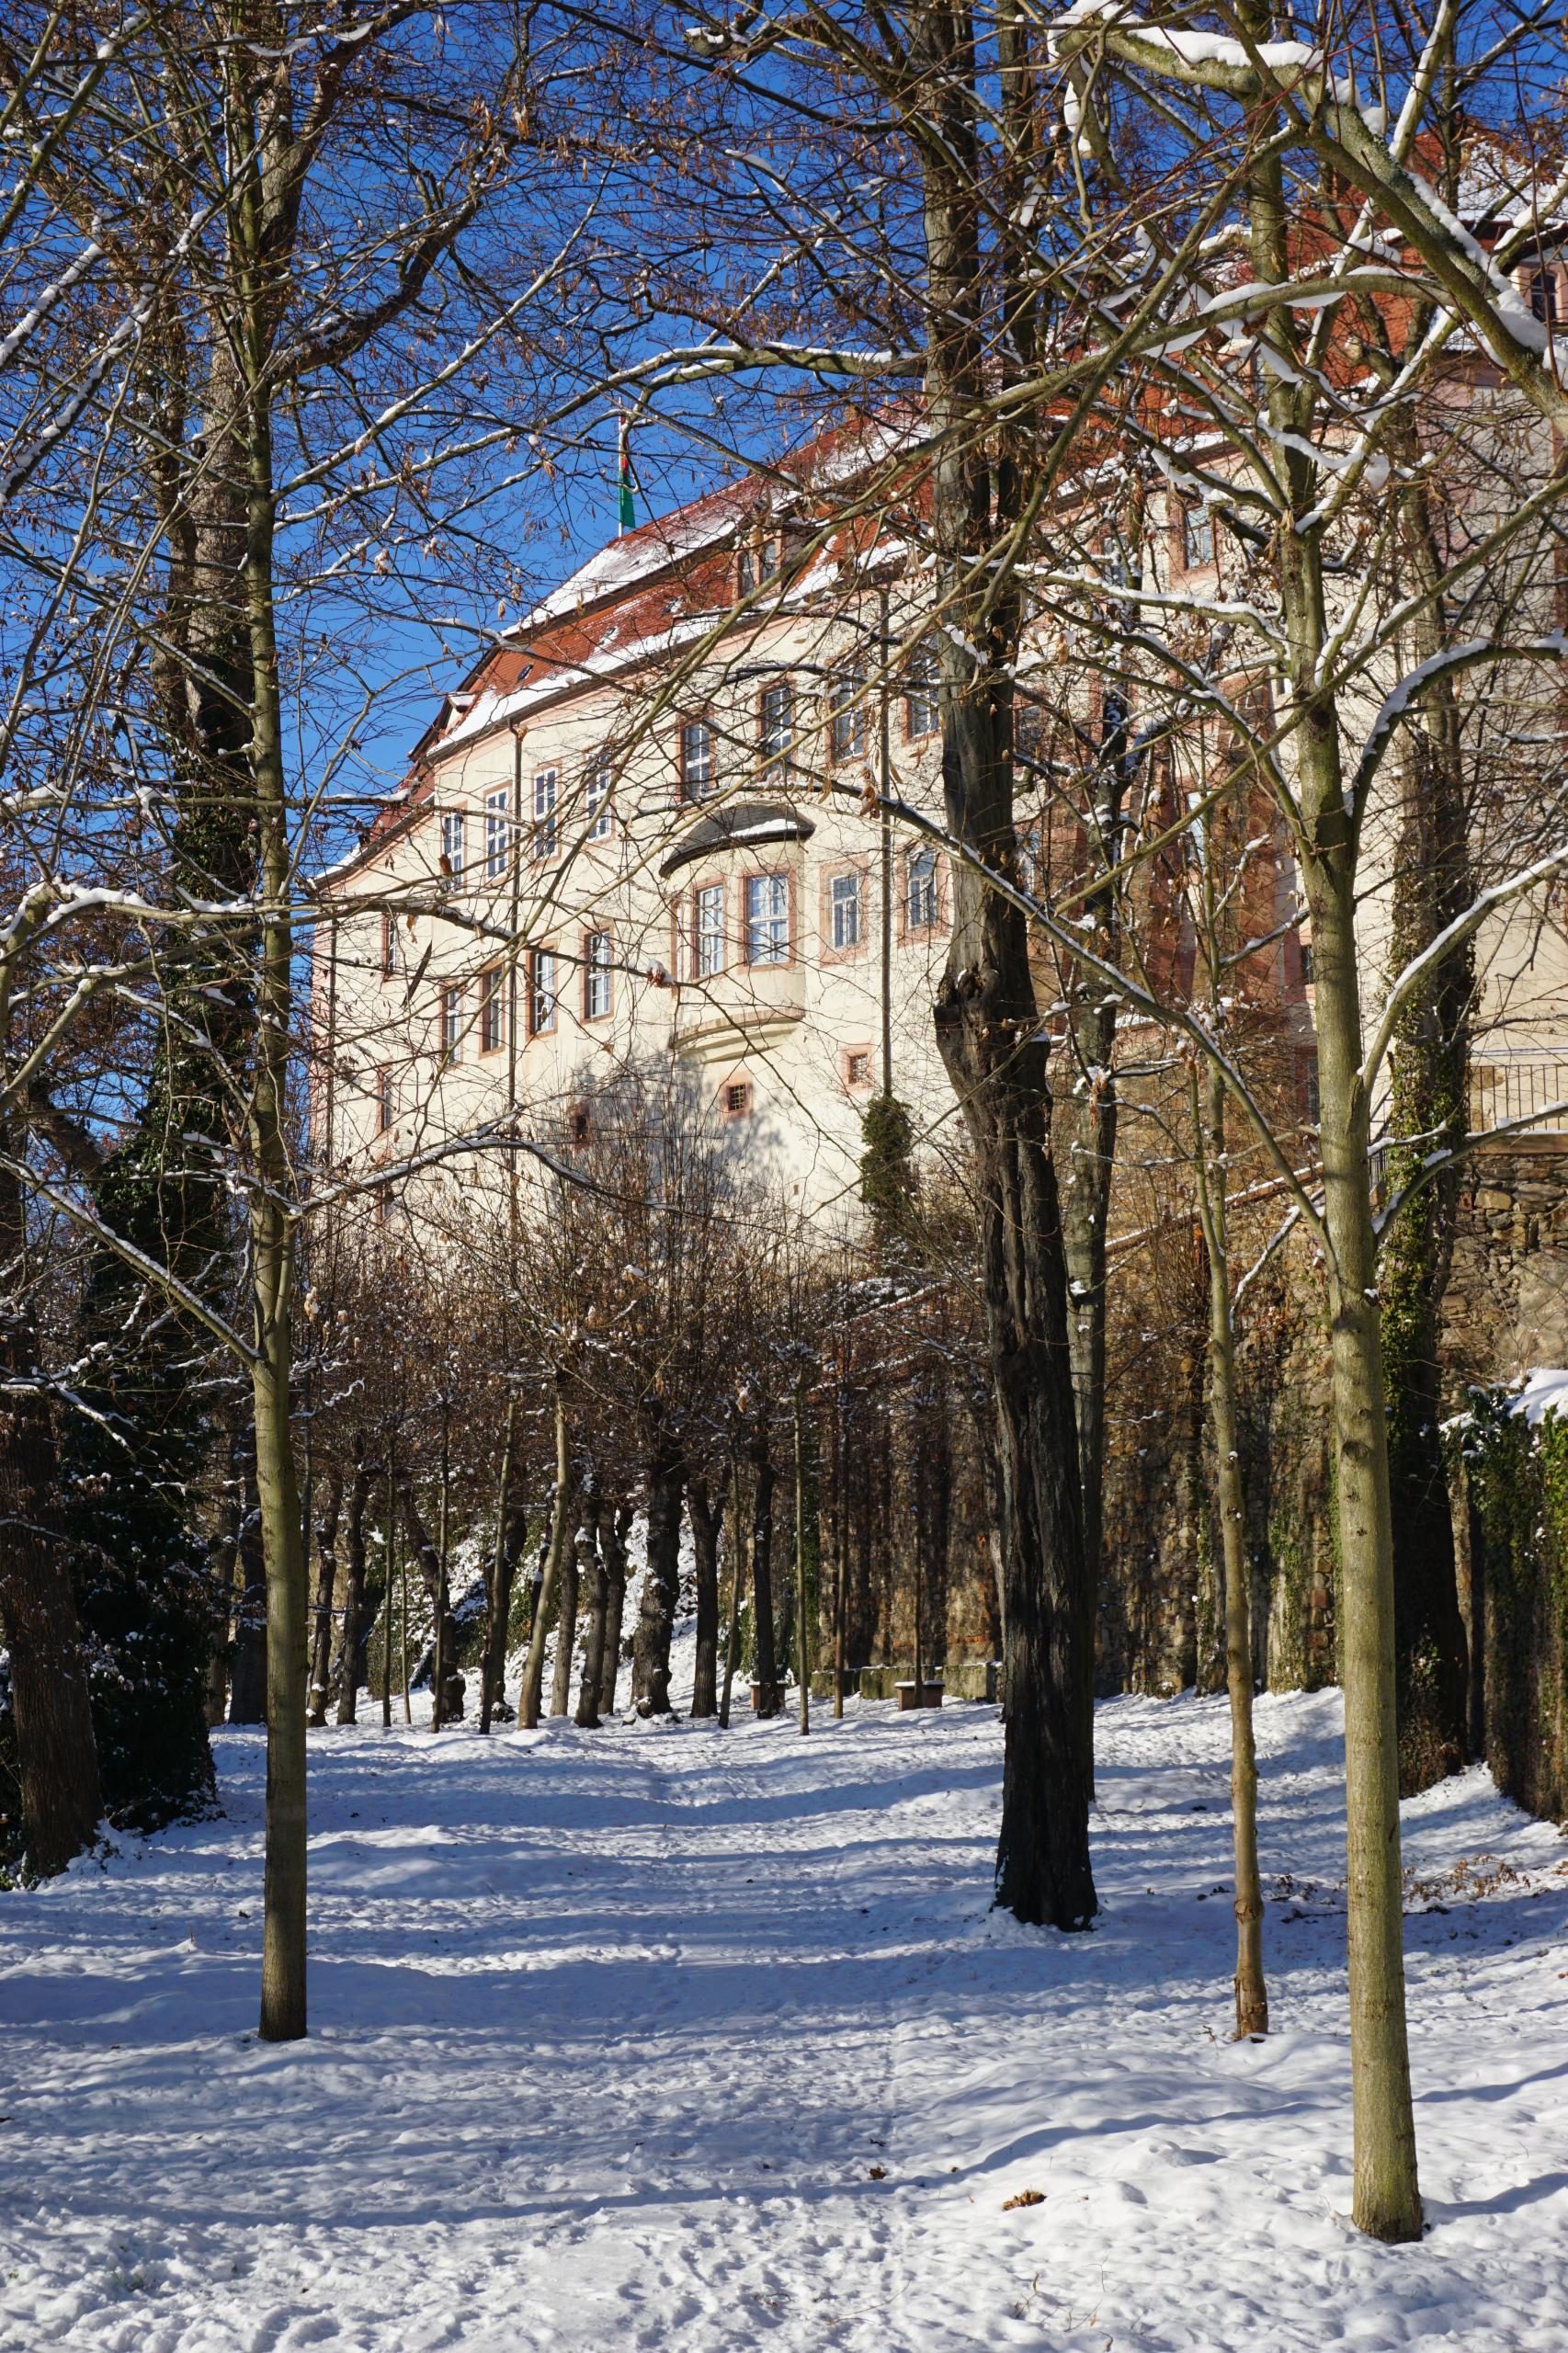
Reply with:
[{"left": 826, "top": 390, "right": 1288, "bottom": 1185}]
[
  {"left": 519, "top": 1378, "right": 571, "bottom": 1731},
  {"left": 397, "top": 1479, "right": 464, "bottom": 1723},
  {"left": 1381, "top": 512, "right": 1471, "bottom": 1793},
  {"left": 1194, "top": 1063, "right": 1268, "bottom": 2040},
  {"left": 917, "top": 26, "right": 1094, "bottom": 1928},
  {"left": 689, "top": 1477, "right": 721, "bottom": 1719},
  {"left": 749, "top": 1438, "right": 778, "bottom": 1719},
  {"left": 632, "top": 1442, "right": 685, "bottom": 1716},
  {"left": 335, "top": 1440, "right": 371, "bottom": 1726},
  {"left": 481, "top": 1402, "right": 525, "bottom": 1732},
  {"left": 0, "top": 1159, "right": 103, "bottom": 1874},
  {"left": 1310, "top": 857, "right": 1423, "bottom": 2240},
  {"left": 305, "top": 1469, "right": 342, "bottom": 1729},
  {"left": 574, "top": 1504, "right": 607, "bottom": 1729},
  {"left": 719, "top": 1454, "right": 745, "bottom": 1730},
  {"left": 794, "top": 1378, "right": 810, "bottom": 1734},
  {"left": 549, "top": 1514, "right": 581, "bottom": 1719},
  {"left": 1244, "top": 63, "right": 1420, "bottom": 2234},
  {"left": 229, "top": 1461, "right": 267, "bottom": 1723},
  {"left": 597, "top": 1495, "right": 631, "bottom": 1718}
]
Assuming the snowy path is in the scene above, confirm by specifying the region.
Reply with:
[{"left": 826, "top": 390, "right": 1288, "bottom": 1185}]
[{"left": 4, "top": 1689, "right": 1568, "bottom": 2351}]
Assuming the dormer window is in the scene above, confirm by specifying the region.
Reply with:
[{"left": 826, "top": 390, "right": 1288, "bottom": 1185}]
[{"left": 1528, "top": 265, "right": 1562, "bottom": 326}]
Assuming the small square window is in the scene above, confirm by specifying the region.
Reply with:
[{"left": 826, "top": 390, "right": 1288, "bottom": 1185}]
[
  {"left": 845, "top": 1050, "right": 872, "bottom": 1089},
  {"left": 724, "top": 1079, "right": 751, "bottom": 1117},
  {"left": 569, "top": 1102, "right": 591, "bottom": 1147}
]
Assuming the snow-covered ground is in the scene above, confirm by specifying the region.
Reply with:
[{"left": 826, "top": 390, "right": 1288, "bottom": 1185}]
[{"left": 3, "top": 1688, "right": 1567, "bottom": 2351}]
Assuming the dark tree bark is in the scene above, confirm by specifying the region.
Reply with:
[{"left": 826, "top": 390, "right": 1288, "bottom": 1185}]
[
  {"left": 549, "top": 1516, "right": 581, "bottom": 1720},
  {"left": 1381, "top": 488, "right": 1472, "bottom": 1794},
  {"left": 688, "top": 1476, "right": 721, "bottom": 1718},
  {"left": 396, "top": 1478, "right": 463, "bottom": 1722},
  {"left": 335, "top": 1439, "right": 372, "bottom": 1726},
  {"left": 916, "top": 0, "right": 1094, "bottom": 1927},
  {"left": 749, "top": 1437, "right": 778, "bottom": 1718},
  {"left": 0, "top": 1165, "right": 103, "bottom": 1873},
  {"left": 481, "top": 1409, "right": 526, "bottom": 1732},
  {"left": 632, "top": 1441, "right": 685, "bottom": 1716},
  {"left": 598, "top": 1495, "right": 631, "bottom": 1717},
  {"left": 305, "top": 1469, "right": 342, "bottom": 1728},
  {"left": 574, "top": 1503, "right": 607, "bottom": 1729},
  {"left": 228, "top": 1461, "right": 267, "bottom": 1724}
]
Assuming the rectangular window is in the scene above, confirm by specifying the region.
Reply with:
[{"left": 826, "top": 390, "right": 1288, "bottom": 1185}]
[
  {"left": 532, "top": 768, "right": 559, "bottom": 859},
  {"left": 381, "top": 911, "right": 397, "bottom": 978},
  {"left": 440, "top": 983, "right": 463, "bottom": 1063},
  {"left": 736, "top": 544, "right": 755, "bottom": 598},
  {"left": 682, "top": 718, "right": 716, "bottom": 799},
  {"left": 904, "top": 640, "right": 939, "bottom": 739},
  {"left": 745, "top": 871, "right": 790, "bottom": 966},
  {"left": 759, "top": 679, "right": 792, "bottom": 777},
  {"left": 906, "top": 847, "right": 938, "bottom": 932},
  {"left": 484, "top": 788, "right": 511, "bottom": 881},
  {"left": 529, "top": 947, "right": 558, "bottom": 1035},
  {"left": 695, "top": 882, "right": 725, "bottom": 979},
  {"left": 479, "top": 965, "right": 505, "bottom": 1053},
  {"left": 724, "top": 1078, "right": 751, "bottom": 1117},
  {"left": 440, "top": 810, "right": 465, "bottom": 881},
  {"left": 845, "top": 1049, "right": 872, "bottom": 1089},
  {"left": 584, "top": 755, "right": 613, "bottom": 842},
  {"left": 584, "top": 929, "right": 613, "bottom": 1021},
  {"left": 1182, "top": 502, "right": 1215, "bottom": 569},
  {"left": 377, "top": 1065, "right": 393, "bottom": 1132},
  {"left": 1528, "top": 267, "right": 1562, "bottom": 325},
  {"left": 831, "top": 669, "right": 866, "bottom": 763},
  {"left": 830, "top": 870, "right": 861, "bottom": 952}
]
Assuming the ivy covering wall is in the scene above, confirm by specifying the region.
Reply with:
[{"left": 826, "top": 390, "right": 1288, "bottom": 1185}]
[{"left": 1458, "top": 1381, "right": 1568, "bottom": 1824}]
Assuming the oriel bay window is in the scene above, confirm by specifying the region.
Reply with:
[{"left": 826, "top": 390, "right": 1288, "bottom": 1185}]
[
  {"left": 694, "top": 881, "right": 725, "bottom": 979},
  {"left": 584, "top": 929, "right": 613, "bottom": 1021},
  {"left": 744, "top": 871, "right": 790, "bottom": 966},
  {"left": 529, "top": 946, "right": 558, "bottom": 1035}
]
